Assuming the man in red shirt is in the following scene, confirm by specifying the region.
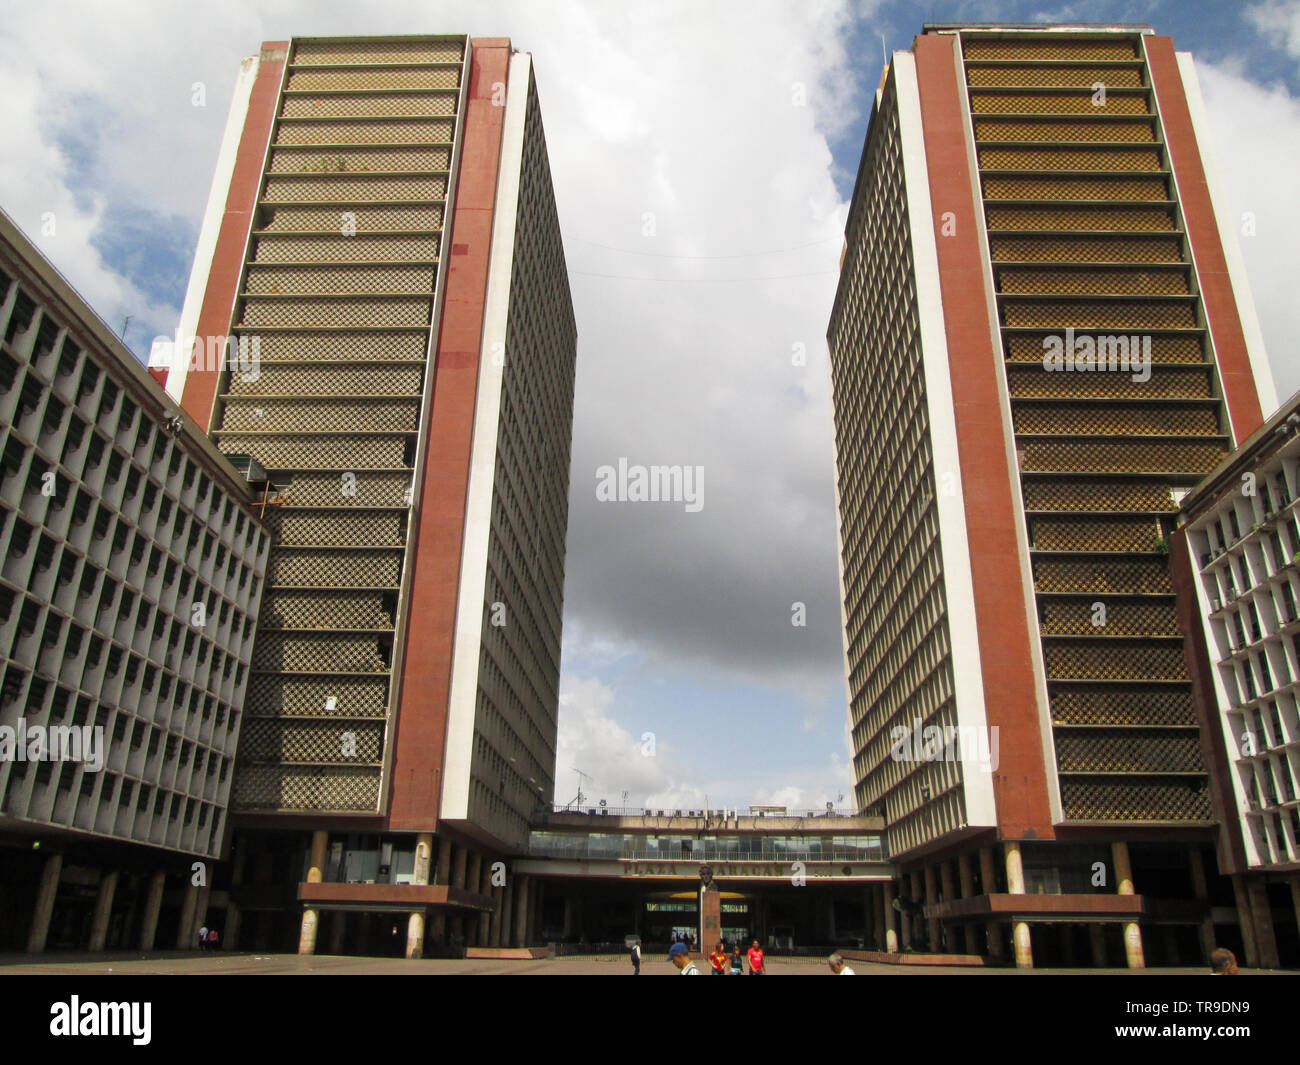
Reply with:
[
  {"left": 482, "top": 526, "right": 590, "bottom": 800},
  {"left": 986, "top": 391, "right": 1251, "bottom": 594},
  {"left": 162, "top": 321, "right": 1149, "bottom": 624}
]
[{"left": 747, "top": 940, "right": 765, "bottom": 975}]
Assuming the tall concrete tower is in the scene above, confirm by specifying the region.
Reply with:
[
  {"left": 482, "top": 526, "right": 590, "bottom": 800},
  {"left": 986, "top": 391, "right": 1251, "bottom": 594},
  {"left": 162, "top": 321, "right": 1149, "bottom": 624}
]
[
  {"left": 163, "top": 35, "right": 576, "bottom": 956},
  {"left": 827, "top": 23, "right": 1277, "bottom": 968}
]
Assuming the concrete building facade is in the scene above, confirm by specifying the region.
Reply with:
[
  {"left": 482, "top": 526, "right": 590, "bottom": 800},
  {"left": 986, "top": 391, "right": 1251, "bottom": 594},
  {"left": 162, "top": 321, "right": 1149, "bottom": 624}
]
[
  {"left": 827, "top": 23, "right": 1279, "bottom": 967},
  {"left": 161, "top": 35, "right": 577, "bottom": 957},
  {"left": 1172, "top": 393, "right": 1300, "bottom": 968},
  {"left": 0, "top": 208, "right": 271, "bottom": 952}
]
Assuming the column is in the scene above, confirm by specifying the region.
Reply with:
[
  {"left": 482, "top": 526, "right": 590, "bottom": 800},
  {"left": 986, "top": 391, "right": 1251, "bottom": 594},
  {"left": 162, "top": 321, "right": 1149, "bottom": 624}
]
[
  {"left": 924, "top": 865, "right": 940, "bottom": 952},
  {"left": 175, "top": 881, "right": 199, "bottom": 950},
  {"left": 1112, "top": 841, "right": 1144, "bottom": 970},
  {"left": 1089, "top": 924, "right": 1107, "bottom": 967},
  {"left": 514, "top": 875, "right": 530, "bottom": 947},
  {"left": 1230, "top": 875, "right": 1259, "bottom": 968},
  {"left": 329, "top": 911, "right": 347, "bottom": 955},
  {"left": 939, "top": 862, "right": 956, "bottom": 953},
  {"left": 1005, "top": 841, "right": 1032, "bottom": 969},
  {"left": 225, "top": 843, "right": 247, "bottom": 952},
  {"left": 26, "top": 852, "right": 63, "bottom": 954},
  {"left": 881, "top": 881, "right": 898, "bottom": 953},
  {"left": 863, "top": 886, "right": 876, "bottom": 951},
  {"left": 406, "top": 832, "right": 433, "bottom": 959},
  {"left": 466, "top": 853, "right": 482, "bottom": 946},
  {"left": 1245, "top": 879, "right": 1280, "bottom": 969},
  {"left": 138, "top": 870, "right": 166, "bottom": 952},
  {"left": 193, "top": 881, "right": 211, "bottom": 950},
  {"left": 979, "top": 845, "right": 1003, "bottom": 961},
  {"left": 430, "top": 837, "right": 452, "bottom": 943},
  {"left": 898, "top": 876, "right": 912, "bottom": 951},
  {"left": 501, "top": 875, "right": 516, "bottom": 947},
  {"left": 1187, "top": 849, "right": 1217, "bottom": 965},
  {"left": 478, "top": 859, "right": 493, "bottom": 945},
  {"left": 1290, "top": 880, "right": 1300, "bottom": 959},
  {"left": 957, "top": 853, "right": 980, "bottom": 955},
  {"left": 298, "top": 829, "right": 327, "bottom": 956},
  {"left": 490, "top": 883, "right": 504, "bottom": 947},
  {"left": 88, "top": 870, "right": 118, "bottom": 952},
  {"left": 528, "top": 878, "right": 542, "bottom": 945}
]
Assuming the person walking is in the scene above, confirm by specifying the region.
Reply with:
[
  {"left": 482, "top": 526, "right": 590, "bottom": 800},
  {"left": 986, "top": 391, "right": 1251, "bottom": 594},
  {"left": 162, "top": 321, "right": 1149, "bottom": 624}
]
[
  {"left": 197, "top": 925, "right": 209, "bottom": 952},
  {"left": 207, "top": 927, "right": 220, "bottom": 952},
  {"left": 630, "top": 938, "right": 641, "bottom": 975},
  {"left": 729, "top": 943, "right": 745, "bottom": 975},
  {"left": 747, "top": 939, "right": 765, "bottom": 975},
  {"left": 668, "top": 942, "right": 700, "bottom": 975},
  {"left": 828, "top": 952, "right": 855, "bottom": 975},
  {"left": 708, "top": 941, "right": 728, "bottom": 975}
]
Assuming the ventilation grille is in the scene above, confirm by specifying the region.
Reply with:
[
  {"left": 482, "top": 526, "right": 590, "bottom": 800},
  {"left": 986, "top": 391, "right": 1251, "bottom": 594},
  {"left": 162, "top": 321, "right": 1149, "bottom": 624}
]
[
  {"left": 240, "top": 719, "right": 384, "bottom": 763},
  {"left": 1033, "top": 517, "right": 1161, "bottom": 553},
  {"left": 246, "top": 675, "right": 389, "bottom": 718},
  {"left": 1013, "top": 404, "right": 1217, "bottom": 436},
  {"left": 264, "top": 550, "right": 403, "bottom": 589},
  {"left": 263, "top": 177, "right": 447, "bottom": 205},
  {"left": 997, "top": 266, "right": 1186, "bottom": 295},
  {"left": 267, "top": 146, "right": 451, "bottom": 174},
  {"left": 1043, "top": 640, "right": 1188, "bottom": 681},
  {"left": 987, "top": 204, "right": 1173, "bottom": 231},
  {"left": 281, "top": 93, "right": 457, "bottom": 119},
  {"left": 975, "top": 119, "right": 1155, "bottom": 143},
  {"left": 966, "top": 64, "right": 1144, "bottom": 87},
  {"left": 1019, "top": 439, "right": 1224, "bottom": 474},
  {"left": 231, "top": 765, "right": 380, "bottom": 812},
  {"left": 251, "top": 234, "right": 440, "bottom": 263},
  {"left": 963, "top": 39, "right": 1139, "bottom": 61},
  {"left": 262, "top": 509, "right": 406, "bottom": 548},
  {"left": 1005, "top": 333, "right": 1202, "bottom": 363},
  {"left": 251, "top": 632, "right": 388, "bottom": 673},
  {"left": 274, "top": 118, "right": 455, "bottom": 146},
  {"left": 243, "top": 332, "right": 428, "bottom": 361},
  {"left": 228, "top": 361, "right": 424, "bottom": 395},
  {"left": 984, "top": 175, "right": 1167, "bottom": 202},
  {"left": 286, "top": 68, "right": 459, "bottom": 92},
  {"left": 290, "top": 39, "right": 464, "bottom": 65},
  {"left": 1034, "top": 557, "right": 1172, "bottom": 594},
  {"left": 1023, "top": 479, "right": 1180, "bottom": 513},
  {"left": 980, "top": 146, "right": 1162, "bottom": 171},
  {"left": 216, "top": 434, "right": 407, "bottom": 469},
  {"left": 244, "top": 265, "right": 436, "bottom": 297},
  {"left": 971, "top": 92, "right": 1149, "bottom": 115},
  {"left": 1060, "top": 779, "right": 1213, "bottom": 822},
  {"left": 1050, "top": 685, "right": 1195, "bottom": 726},
  {"left": 269, "top": 471, "right": 413, "bottom": 508},
  {"left": 1056, "top": 732, "right": 1204, "bottom": 773},
  {"left": 261, "top": 590, "right": 395, "bottom": 631},
  {"left": 1039, "top": 598, "right": 1178, "bottom": 636},
  {"left": 990, "top": 235, "right": 1181, "bottom": 263},
  {"left": 1006, "top": 367, "right": 1210, "bottom": 399}
]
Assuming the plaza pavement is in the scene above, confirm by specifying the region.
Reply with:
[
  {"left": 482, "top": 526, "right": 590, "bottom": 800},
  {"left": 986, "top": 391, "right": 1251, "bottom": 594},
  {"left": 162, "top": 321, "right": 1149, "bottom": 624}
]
[{"left": 0, "top": 950, "right": 1226, "bottom": 975}]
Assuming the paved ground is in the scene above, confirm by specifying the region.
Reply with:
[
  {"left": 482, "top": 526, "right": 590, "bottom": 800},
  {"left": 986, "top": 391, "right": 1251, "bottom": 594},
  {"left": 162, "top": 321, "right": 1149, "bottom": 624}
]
[{"left": 0, "top": 950, "right": 1229, "bottom": 975}]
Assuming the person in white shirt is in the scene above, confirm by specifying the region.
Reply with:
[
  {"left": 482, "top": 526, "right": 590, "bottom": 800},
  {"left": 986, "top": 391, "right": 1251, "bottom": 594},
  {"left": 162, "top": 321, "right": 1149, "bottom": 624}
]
[
  {"left": 669, "top": 942, "right": 700, "bottom": 974},
  {"left": 828, "top": 952, "right": 856, "bottom": 975}
]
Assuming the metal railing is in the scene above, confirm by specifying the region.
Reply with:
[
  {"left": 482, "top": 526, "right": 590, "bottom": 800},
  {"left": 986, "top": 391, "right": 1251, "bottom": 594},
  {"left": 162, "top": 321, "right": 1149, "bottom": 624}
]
[{"left": 527, "top": 843, "right": 887, "bottom": 864}]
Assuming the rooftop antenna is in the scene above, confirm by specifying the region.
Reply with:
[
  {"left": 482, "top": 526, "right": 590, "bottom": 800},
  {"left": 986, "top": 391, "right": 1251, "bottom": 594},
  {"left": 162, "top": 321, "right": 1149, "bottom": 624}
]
[
  {"left": 880, "top": 32, "right": 887, "bottom": 67},
  {"left": 120, "top": 314, "right": 133, "bottom": 341},
  {"left": 564, "top": 766, "right": 590, "bottom": 809}
]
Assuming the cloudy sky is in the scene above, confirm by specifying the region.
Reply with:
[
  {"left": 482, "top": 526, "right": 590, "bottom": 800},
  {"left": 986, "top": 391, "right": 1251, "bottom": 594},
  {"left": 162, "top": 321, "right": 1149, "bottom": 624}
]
[{"left": 3, "top": 0, "right": 1298, "bottom": 813}]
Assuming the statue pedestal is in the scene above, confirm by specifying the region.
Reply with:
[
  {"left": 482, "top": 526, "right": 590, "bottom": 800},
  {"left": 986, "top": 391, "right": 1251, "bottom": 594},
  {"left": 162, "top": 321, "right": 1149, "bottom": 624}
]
[{"left": 700, "top": 884, "right": 722, "bottom": 953}]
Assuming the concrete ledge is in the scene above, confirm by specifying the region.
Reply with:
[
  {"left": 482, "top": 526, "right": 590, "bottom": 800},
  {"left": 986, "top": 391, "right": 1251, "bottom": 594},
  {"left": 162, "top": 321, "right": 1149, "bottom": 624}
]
[
  {"left": 840, "top": 949, "right": 991, "bottom": 967},
  {"left": 464, "top": 947, "right": 552, "bottom": 960}
]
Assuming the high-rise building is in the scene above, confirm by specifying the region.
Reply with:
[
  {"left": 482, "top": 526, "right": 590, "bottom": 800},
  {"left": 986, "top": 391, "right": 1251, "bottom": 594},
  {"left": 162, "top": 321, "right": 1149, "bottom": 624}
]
[
  {"left": 1171, "top": 392, "right": 1300, "bottom": 968},
  {"left": 827, "top": 23, "right": 1278, "bottom": 967},
  {"left": 0, "top": 207, "right": 270, "bottom": 952},
  {"left": 161, "top": 35, "right": 577, "bottom": 956}
]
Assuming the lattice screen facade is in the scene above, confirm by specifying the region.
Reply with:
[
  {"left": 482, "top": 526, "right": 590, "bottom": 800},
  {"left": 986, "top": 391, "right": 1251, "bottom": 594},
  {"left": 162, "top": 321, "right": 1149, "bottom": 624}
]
[
  {"left": 0, "top": 231, "right": 269, "bottom": 859},
  {"left": 466, "top": 72, "right": 577, "bottom": 847},
  {"left": 828, "top": 72, "right": 968, "bottom": 858},
  {"left": 213, "top": 36, "right": 469, "bottom": 813},
  {"left": 960, "top": 30, "right": 1223, "bottom": 824}
]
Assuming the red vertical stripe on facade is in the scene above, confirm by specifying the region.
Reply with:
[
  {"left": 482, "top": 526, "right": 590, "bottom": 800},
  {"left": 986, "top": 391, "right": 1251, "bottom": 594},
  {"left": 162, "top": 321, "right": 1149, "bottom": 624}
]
[
  {"left": 179, "top": 43, "right": 287, "bottom": 430},
  {"left": 912, "top": 35, "right": 1055, "bottom": 838},
  {"left": 1145, "top": 36, "right": 1265, "bottom": 441},
  {"left": 386, "top": 39, "right": 512, "bottom": 830}
]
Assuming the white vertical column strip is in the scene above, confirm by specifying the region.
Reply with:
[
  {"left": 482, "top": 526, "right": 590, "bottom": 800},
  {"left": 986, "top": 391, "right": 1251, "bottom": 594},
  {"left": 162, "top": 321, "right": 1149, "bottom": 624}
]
[
  {"left": 893, "top": 52, "right": 997, "bottom": 828},
  {"left": 440, "top": 53, "right": 532, "bottom": 821}
]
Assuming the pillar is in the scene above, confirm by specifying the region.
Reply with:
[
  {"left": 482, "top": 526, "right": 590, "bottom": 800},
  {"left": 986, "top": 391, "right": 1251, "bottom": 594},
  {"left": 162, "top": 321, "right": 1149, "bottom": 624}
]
[
  {"left": 1187, "top": 849, "right": 1217, "bottom": 965},
  {"left": 863, "top": 886, "right": 876, "bottom": 950},
  {"left": 528, "top": 878, "right": 542, "bottom": 944},
  {"left": 490, "top": 883, "right": 504, "bottom": 947},
  {"left": 175, "top": 881, "right": 199, "bottom": 950},
  {"left": 329, "top": 911, "right": 347, "bottom": 955},
  {"left": 501, "top": 875, "right": 515, "bottom": 947},
  {"left": 193, "top": 881, "right": 211, "bottom": 949},
  {"left": 478, "top": 860, "right": 493, "bottom": 944},
  {"left": 138, "top": 870, "right": 166, "bottom": 952},
  {"left": 1112, "top": 841, "right": 1144, "bottom": 970},
  {"left": 88, "top": 870, "right": 118, "bottom": 952},
  {"left": 1089, "top": 924, "right": 1107, "bottom": 967},
  {"left": 898, "top": 876, "right": 912, "bottom": 951},
  {"left": 1230, "top": 875, "right": 1259, "bottom": 968},
  {"left": 26, "top": 852, "right": 63, "bottom": 953},
  {"left": 466, "top": 854, "right": 483, "bottom": 946},
  {"left": 957, "top": 853, "right": 979, "bottom": 955},
  {"left": 881, "top": 881, "right": 898, "bottom": 954},
  {"left": 1245, "top": 879, "right": 1280, "bottom": 969},
  {"left": 406, "top": 832, "right": 434, "bottom": 959},
  {"left": 1004, "top": 841, "right": 1032, "bottom": 969},
  {"left": 924, "top": 865, "right": 940, "bottom": 952},
  {"left": 1291, "top": 880, "right": 1300, "bottom": 956},
  {"left": 980, "top": 845, "right": 1003, "bottom": 961},
  {"left": 298, "top": 829, "right": 327, "bottom": 956},
  {"left": 514, "top": 874, "right": 530, "bottom": 947},
  {"left": 225, "top": 843, "right": 247, "bottom": 952},
  {"left": 939, "top": 861, "right": 956, "bottom": 953}
]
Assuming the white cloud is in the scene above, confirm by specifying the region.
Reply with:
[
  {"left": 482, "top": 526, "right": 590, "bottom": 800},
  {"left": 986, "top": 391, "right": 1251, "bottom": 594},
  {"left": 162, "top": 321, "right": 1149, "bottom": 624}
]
[{"left": 1196, "top": 59, "right": 1300, "bottom": 402}]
